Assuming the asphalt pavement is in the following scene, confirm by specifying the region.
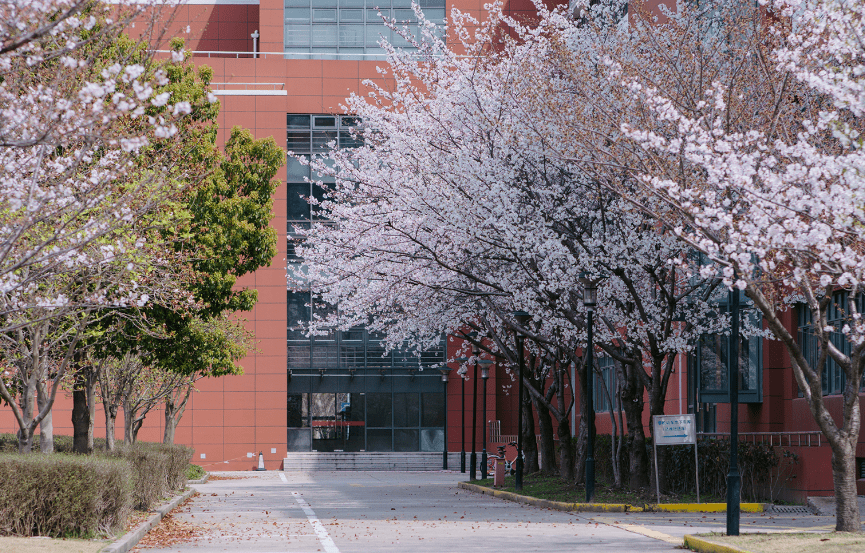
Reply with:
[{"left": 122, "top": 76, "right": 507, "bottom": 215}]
[{"left": 135, "top": 471, "right": 840, "bottom": 553}]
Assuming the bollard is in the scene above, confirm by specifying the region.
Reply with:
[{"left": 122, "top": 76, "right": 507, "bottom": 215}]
[
  {"left": 494, "top": 458, "right": 505, "bottom": 487},
  {"left": 256, "top": 451, "right": 266, "bottom": 471}
]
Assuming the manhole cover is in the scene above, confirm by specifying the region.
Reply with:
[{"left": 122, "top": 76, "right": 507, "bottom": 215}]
[{"left": 769, "top": 505, "right": 813, "bottom": 514}]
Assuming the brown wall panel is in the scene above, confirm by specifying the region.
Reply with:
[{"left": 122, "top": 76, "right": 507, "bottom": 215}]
[
  {"left": 251, "top": 392, "right": 287, "bottom": 410},
  {"left": 224, "top": 391, "right": 259, "bottom": 410},
  {"left": 222, "top": 375, "right": 258, "bottom": 393},
  {"left": 254, "top": 373, "right": 288, "bottom": 391},
  {"left": 224, "top": 409, "right": 258, "bottom": 429},
  {"left": 190, "top": 410, "right": 225, "bottom": 433},
  {"left": 194, "top": 390, "right": 226, "bottom": 410}
]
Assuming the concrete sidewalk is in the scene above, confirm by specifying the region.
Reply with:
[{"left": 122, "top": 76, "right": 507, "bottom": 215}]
[
  {"left": 118, "top": 473, "right": 864, "bottom": 553},
  {"left": 457, "top": 481, "right": 865, "bottom": 553}
]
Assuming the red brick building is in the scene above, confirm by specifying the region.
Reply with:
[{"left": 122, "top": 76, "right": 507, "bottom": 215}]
[{"left": 2, "top": 0, "right": 861, "bottom": 502}]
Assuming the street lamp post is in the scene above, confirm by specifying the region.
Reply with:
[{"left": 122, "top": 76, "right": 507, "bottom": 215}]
[
  {"left": 727, "top": 285, "right": 741, "bottom": 535},
  {"left": 512, "top": 311, "right": 531, "bottom": 492},
  {"left": 470, "top": 343, "right": 480, "bottom": 480},
  {"left": 580, "top": 276, "right": 599, "bottom": 503},
  {"left": 479, "top": 359, "right": 493, "bottom": 479},
  {"left": 460, "top": 366, "right": 466, "bottom": 473},
  {"left": 439, "top": 368, "right": 452, "bottom": 470}
]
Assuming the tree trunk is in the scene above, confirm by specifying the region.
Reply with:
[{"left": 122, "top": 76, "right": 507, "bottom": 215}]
[
  {"left": 163, "top": 383, "right": 193, "bottom": 444},
  {"left": 573, "top": 364, "right": 588, "bottom": 485},
  {"left": 831, "top": 437, "right": 860, "bottom": 532},
  {"left": 533, "top": 396, "right": 557, "bottom": 474},
  {"left": 621, "top": 358, "right": 650, "bottom": 491},
  {"left": 105, "top": 404, "right": 118, "bottom": 451},
  {"left": 17, "top": 379, "right": 35, "bottom": 454},
  {"left": 521, "top": 386, "right": 539, "bottom": 474},
  {"left": 622, "top": 398, "right": 650, "bottom": 491},
  {"left": 72, "top": 370, "right": 91, "bottom": 454},
  {"left": 36, "top": 381, "right": 53, "bottom": 454},
  {"left": 557, "top": 418, "right": 576, "bottom": 482},
  {"left": 87, "top": 373, "right": 96, "bottom": 451},
  {"left": 131, "top": 418, "right": 143, "bottom": 443},
  {"left": 123, "top": 404, "right": 135, "bottom": 445}
]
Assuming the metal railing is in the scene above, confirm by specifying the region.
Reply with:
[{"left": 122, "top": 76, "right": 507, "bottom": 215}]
[
  {"left": 698, "top": 431, "right": 824, "bottom": 447},
  {"left": 153, "top": 49, "right": 393, "bottom": 60},
  {"left": 211, "top": 82, "right": 285, "bottom": 91}
]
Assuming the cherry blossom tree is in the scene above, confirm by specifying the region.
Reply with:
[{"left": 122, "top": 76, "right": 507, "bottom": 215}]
[
  {"left": 0, "top": 3, "right": 229, "bottom": 453},
  {"left": 609, "top": 0, "right": 865, "bottom": 530},
  {"left": 292, "top": 1, "right": 726, "bottom": 487},
  {"left": 0, "top": 1, "right": 203, "bottom": 326}
]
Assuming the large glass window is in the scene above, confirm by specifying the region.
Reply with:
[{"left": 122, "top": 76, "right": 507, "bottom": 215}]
[
  {"left": 286, "top": 391, "right": 446, "bottom": 451},
  {"left": 286, "top": 113, "right": 359, "bottom": 242},
  {"left": 593, "top": 356, "right": 617, "bottom": 412},
  {"left": 284, "top": 0, "right": 445, "bottom": 58},
  {"left": 797, "top": 292, "right": 865, "bottom": 395},
  {"left": 286, "top": 113, "right": 446, "bottom": 453},
  {"left": 696, "top": 291, "right": 763, "bottom": 404}
]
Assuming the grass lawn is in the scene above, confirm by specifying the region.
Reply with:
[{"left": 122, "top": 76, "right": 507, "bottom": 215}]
[
  {"left": 687, "top": 532, "right": 865, "bottom": 553},
  {"left": 472, "top": 472, "right": 725, "bottom": 505},
  {"left": 0, "top": 536, "right": 106, "bottom": 553}
]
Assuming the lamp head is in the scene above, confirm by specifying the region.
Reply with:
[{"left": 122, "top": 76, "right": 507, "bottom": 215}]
[
  {"left": 512, "top": 310, "right": 531, "bottom": 326},
  {"left": 579, "top": 273, "right": 605, "bottom": 309},
  {"left": 478, "top": 359, "right": 493, "bottom": 379},
  {"left": 438, "top": 367, "right": 453, "bottom": 383}
]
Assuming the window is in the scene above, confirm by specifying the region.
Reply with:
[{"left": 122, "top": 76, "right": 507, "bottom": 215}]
[
  {"left": 594, "top": 356, "right": 617, "bottom": 412},
  {"left": 284, "top": 0, "right": 445, "bottom": 57},
  {"left": 286, "top": 391, "right": 446, "bottom": 452},
  {"left": 797, "top": 291, "right": 865, "bottom": 395},
  {"left": 696, "top": 290, "right": 763, "bottom": 403},
  {"left": 286, "top": 113, "right": 360, "bottom": 242}
]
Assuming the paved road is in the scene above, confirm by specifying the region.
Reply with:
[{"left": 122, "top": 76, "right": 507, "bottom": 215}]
[{"left": 138, "top": 471, "right": 836, "bottom": 553}]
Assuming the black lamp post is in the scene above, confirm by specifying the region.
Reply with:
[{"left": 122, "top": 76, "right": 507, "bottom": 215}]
[
  {"left": 439, "top": 367, "right": 452, "bottom": 470},
  {"left": 456, "top": 356, "right": 468, "bottom": 474},
  {"left": 580, "top": 275, "right": 600, "bottom": 503},
  {"left": 470, "top": 343, "right": 481, "bottom": 480},
  {"left": 727, "top": 284, "right": 741, "bottom": 535},
  {"left": 479, "top": 359, "right": 493, "bottom": 479},
  {"left": 512, "top": 310, "right": 531, "bottom": 492}
]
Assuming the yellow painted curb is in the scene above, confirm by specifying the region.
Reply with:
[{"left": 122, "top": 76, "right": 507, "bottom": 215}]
[
  {"left": 654, "top": 503, "right": 766, "bottom": 513},
  {"left": 458, "top": 482, "right": 766, "bottom": 514},
  {"left": 683, "top": 534, "right": 752, "bottom": 553},
  {"left": 458, "top": 482, "right": 634, "bottom": 512}
]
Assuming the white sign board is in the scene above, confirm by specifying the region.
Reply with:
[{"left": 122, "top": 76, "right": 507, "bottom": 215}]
[{"left": 653, "top": 414, "right": 696, "bottom": 445}]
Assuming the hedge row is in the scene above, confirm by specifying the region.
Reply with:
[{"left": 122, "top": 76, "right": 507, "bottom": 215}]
[
  {"left": 0, "top": 434, "right": 193, "bottom": 537},
  {"left": 0, "top": 453, "right": 133, "bottom": 537},
  {"left": 591, "top": 434, "right": 799, "bottom": 502}
]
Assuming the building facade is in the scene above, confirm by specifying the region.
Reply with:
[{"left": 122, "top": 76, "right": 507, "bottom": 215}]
[{"left": 1, "top": 0, "right": 863, "bottom": 502}]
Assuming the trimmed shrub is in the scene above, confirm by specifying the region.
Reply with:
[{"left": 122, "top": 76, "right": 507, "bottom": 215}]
[
  {"left": 581, "top": 434, "right": 799, "bottom": 502},
  {"left": 0, "top": 434, "right": 194, "bottom": 514},
  {"left": 186, "top": 463, "right": 205, "bottom": 480},
  {"left": 0, "top": 433, "right": 108, "bottom": 453},
  {"left": 103, "top": 444, "right": 169, "bottom": 510},
  {"left": 136, "top": 442, "right": 193, "bottom": 492},
  {"left": 102, "top": 442, "right": 193, "bottom": 510},
  {"left": 0, "top": 452, "right": 133, "bottom": 537}
]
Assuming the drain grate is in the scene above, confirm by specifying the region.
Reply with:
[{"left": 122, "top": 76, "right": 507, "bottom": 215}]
[{"left": 769, "top": 505, "right": 813, "bottom": 514}]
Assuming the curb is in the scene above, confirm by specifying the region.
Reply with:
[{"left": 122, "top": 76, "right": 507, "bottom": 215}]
[
  {"left": 655, "top": 502, "right": 767, "bottom": 513},
  {"left": 458, "top": 482, "right": 637, "bottom": 512},
  {"left": 101, "top": 488, "right": 196, "bottom": 553},
  {"left": 683, "top": 534, "right": 751, "bottom": 553},
  {"left": 188, "top": 472, "right": 210, "bottom": 485},
  {"left": 458, "top": 482, "right": 767, "bottom": 513}
]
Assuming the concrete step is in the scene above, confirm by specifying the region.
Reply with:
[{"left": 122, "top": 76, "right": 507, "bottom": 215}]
[{"left": 283, "top": 452, "right": 471, "bottom": 471}]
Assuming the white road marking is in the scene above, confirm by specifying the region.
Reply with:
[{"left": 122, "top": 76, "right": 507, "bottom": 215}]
[
  {"left": 292, "top": 492, "right": 341, "bottom": 553},
  {"left": 278, "top": 472, "right": 340, "bottom": 553}
]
